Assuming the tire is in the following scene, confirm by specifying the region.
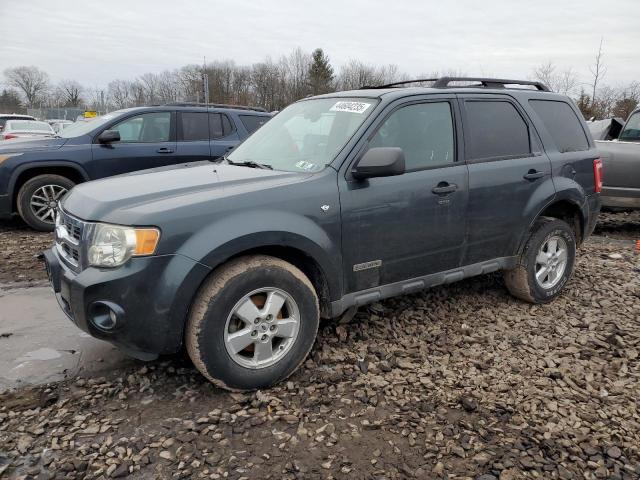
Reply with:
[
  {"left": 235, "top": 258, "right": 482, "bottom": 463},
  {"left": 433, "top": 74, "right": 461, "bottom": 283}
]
[
  {"left": 504, "top": 217, "right": 576, "bottom": 304},
  {"left": 185, "top": 255, "right": 319, "bottom": 391},
  {"left": 16, "top": 174, "right": 75, "bottom": 231}
]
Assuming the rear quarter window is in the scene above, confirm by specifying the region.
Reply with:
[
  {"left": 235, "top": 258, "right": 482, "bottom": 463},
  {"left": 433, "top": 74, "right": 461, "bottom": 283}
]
[
  {"left": 529, "top": 100, "right": 590, "bottom": 152},
  {"left": 240, "top": 115, "right": 269, "bottom": 134}
]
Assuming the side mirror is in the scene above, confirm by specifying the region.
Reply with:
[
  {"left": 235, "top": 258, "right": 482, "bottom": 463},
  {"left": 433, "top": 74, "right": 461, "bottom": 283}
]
[
  {"left": 98, "top": 130, "right": 120, "bottom": 143},
  {"left": 352, "top": 147, "right": 405, "bottom": 180}
]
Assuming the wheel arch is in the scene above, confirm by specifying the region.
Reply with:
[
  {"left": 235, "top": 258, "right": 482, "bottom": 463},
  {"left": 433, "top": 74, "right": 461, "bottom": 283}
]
[
  {"left": 9, "top": 162, "right": 89, "bottom": 212},
  {"left": 519, "top": 195, "right": 586, "bottom": 254},
  {"left": 199, "top": 240, "right": 336, "bottom": 319}
]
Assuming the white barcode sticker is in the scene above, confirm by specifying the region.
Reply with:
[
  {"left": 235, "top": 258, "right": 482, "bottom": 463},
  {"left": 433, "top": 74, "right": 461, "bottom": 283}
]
[{"left": 330, "top": 101, "right": 371, "bottom": 114}]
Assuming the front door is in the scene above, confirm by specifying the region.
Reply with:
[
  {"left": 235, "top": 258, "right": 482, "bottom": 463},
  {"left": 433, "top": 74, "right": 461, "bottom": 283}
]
[
  {"left": 339, "top": 99, "right": 468, "bottom": 293},
  {"left": 90, "top": 111, "right": 177, "bottom": 178}
]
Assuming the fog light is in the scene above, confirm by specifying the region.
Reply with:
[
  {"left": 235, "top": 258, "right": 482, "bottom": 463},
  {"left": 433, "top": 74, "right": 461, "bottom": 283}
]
[{"left": 88, "top": 301, "right": 123, "bottom": 331}]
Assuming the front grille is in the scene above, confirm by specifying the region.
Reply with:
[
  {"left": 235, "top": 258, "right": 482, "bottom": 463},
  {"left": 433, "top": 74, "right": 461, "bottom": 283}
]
[{"left": 55, "top": 208, "right": 86, "bottom": 271}]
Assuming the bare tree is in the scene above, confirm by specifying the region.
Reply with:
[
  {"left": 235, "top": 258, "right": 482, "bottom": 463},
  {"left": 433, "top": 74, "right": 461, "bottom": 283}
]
[
  {"left": 3, "top": 66, "right": 49, "bottom": 106},
  {"left": 139, "top": 73, "right": 160, "bottom": 105},
  {"left": 56, "top": 80, "right": 84, "bottom": 106},
  {"left": 531, "top": 62, "right": 578, "bottom": 95},
  {"left": 156, "top": 70, "right": 181, "bottom": 103},
  {"left": 107, "top": 79, "right": 133, "bottom": 109},
  {"left": 589, "top": 38, "right": 606, "bottom": 107},
  {"left": 178, "top": 64, "right": 203, "bottom": 102}
]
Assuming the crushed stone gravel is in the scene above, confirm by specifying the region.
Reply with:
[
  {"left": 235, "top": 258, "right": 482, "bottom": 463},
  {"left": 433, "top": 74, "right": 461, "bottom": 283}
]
[{"left": 0, "top": 212, "right": 639, "bottom": 479}]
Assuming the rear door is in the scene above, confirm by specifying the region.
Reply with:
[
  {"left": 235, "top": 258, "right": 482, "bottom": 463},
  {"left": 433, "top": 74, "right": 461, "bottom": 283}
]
[
  {"left": 339, "top": 97, "right": 468, "bottom": 293},
  {"left": 460, "top": 95, "right": 555, "bottom": 264},
  {"left": 174, "top": 111, "right": 211, "bottom": 163},
  {"left": 209, "top": 112, "right": 240, "bottom": 159},
  {"left": 90, "top": 111, "right": 177, "bottom": 178}
]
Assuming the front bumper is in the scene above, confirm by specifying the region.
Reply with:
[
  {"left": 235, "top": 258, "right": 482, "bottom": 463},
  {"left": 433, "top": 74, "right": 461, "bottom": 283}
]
[
  {"left": 43, "top": 247, "right": 210, "bottom": 357},
  {"left": 0, "top": 194, "right": 11, "bottom": 218}
]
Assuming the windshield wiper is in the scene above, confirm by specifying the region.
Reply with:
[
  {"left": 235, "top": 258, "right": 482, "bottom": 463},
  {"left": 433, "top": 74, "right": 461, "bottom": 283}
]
[{"left": 226, "top": 159, "right": 273, "bottom": 170}]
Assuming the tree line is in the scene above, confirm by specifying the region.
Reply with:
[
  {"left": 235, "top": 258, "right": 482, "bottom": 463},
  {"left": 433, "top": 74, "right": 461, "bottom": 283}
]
[{"left": 1, "top": 45, "right": 638, "bottom": 120}]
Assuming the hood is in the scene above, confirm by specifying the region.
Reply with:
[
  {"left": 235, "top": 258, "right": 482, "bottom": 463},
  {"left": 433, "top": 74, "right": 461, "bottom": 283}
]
[
  {"left": 62, "top": 162, "right": 307, "bottom": 223},
  {"left": 0, "top": 137, "right": 67, "bottom": 153}
]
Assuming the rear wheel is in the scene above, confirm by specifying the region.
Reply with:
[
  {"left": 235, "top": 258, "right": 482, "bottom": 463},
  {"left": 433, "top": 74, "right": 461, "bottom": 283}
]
[
  {"left": 185, "top": 255, "right": 319, "bottom": 391},
  {"left": 16, "top": 174, "right": 75, "bottom": 231},
  {"left": 504, "top": 217, "right": 576, "bottom": 303}
]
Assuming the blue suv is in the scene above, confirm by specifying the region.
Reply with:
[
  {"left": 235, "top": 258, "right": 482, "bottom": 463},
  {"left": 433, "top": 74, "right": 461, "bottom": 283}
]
[{"left": 0, "top": 103, "right": 271, "bottom": 230}]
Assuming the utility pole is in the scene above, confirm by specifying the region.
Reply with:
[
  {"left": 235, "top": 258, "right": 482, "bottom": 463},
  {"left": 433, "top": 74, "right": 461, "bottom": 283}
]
[{"left": 202, "top": 56, "right": 209, "bottom": 104}]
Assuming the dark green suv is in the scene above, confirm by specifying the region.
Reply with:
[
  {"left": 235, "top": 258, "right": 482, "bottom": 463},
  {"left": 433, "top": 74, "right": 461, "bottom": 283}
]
[{"left": 44, "top": 77, "right": 601, "bottom": 390}]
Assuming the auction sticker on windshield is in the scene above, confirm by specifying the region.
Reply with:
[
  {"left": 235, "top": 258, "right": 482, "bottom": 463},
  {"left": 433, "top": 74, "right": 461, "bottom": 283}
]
[{"left": 330, "top": 101, "right": 372, "bottom": 114}]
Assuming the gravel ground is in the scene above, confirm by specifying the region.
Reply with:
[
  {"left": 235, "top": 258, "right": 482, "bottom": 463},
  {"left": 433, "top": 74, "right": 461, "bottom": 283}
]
[
  {"left": 0, "top": 217, "right": 52, "bottom": 285},
  {"left": 594, "top": 210, "right": 640, "bottom": 241},
  {"left": 0, "top": 214, "right": 639, "bottom": 479}
]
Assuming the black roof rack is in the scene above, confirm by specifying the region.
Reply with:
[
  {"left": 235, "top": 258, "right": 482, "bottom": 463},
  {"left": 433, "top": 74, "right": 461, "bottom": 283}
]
[
  {"left": 362, "top": 76, "right": 551, "bottom": 92},
  {"left": 163, "top": 102, "right": 268, "bottom": 112}
]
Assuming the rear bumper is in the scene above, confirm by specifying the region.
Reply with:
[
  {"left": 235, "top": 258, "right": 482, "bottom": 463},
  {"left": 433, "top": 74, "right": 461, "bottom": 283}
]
[
  {"left": 43, "top": 247, "right": 211, "bottom": 357},
  {"left": 584, "top": 193, "right": 601, "bottom": 239}
]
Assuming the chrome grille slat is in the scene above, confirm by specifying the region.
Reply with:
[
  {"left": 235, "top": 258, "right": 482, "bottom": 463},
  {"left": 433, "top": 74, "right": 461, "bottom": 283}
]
[{"left": 55, "top": 208, "right": 86, "bottom": 271}]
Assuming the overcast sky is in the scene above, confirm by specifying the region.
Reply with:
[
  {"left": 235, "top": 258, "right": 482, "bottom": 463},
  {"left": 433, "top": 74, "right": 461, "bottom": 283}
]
[{"left": 1, "top": 0, "right": 638, "bottom": 89}]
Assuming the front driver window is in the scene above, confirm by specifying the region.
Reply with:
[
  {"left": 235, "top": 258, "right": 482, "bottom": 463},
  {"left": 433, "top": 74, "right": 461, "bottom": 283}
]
[
  {"left": 110, "top": 112, "right": 171, "bottom": 143},
  {"left": 369, "top": 102, "right": 455, "bottom": 170}
]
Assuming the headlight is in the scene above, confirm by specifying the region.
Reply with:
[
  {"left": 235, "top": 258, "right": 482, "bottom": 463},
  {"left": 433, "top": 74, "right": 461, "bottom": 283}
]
[{"left": 87, "top": 223, "right": 160, "bottom": 267}]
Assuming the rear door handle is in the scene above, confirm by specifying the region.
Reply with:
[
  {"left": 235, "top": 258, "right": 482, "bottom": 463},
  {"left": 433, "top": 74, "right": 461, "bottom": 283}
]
[
  {"left": 156, "top": 147, "right": 173, "bottom": 154},
  {"left": 432, "top": 182, "right": 458, "bottom": 195},
  {"left": 523, "top": 170, "right": 546, "bottom": 181}
]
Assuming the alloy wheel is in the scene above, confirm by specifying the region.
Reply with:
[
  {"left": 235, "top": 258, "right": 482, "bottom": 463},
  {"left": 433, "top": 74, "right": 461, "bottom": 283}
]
[
  {"left": 224, "top": 288, "right": 300, "bottom": 369},
  {"left": 535, "top": 235, "right": 568, "bottom": 289}
]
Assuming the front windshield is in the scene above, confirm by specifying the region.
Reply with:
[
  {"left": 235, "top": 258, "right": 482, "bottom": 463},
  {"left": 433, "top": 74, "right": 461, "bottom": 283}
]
[
  {"left": 58, "top": 110, "right": 129, "bottom": 138},
  {"left": 227, "top": 97, "right": 378, "bottom": 172},
  {"left": 619, "top": 112, "right": 640, "bottom": 142}
]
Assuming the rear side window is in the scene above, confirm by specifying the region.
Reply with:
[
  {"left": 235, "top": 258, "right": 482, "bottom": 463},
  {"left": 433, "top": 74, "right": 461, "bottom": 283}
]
[
  {"left": 209, "top": 113, "right": 233, "bottom": 139},
  {"left": 464, "top": 100, "right": 530, "bottom": 160},
  {"left": 240, "top": 115, "right": 269, "bottom": 134},
  {"left": 179, "top": 112, "right": 209, "bottom": 141},
  {"left": 529, "top": 100, "right": 589, "bottom": 152}
]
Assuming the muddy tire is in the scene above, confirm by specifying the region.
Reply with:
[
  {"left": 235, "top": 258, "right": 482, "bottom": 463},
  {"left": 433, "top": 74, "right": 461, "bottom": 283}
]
[
  {"left": 17, "top": 174, "right": 75, "bottom": 231},
  {"left": 185, "top": 255, "right": 319, "bottom": 391},
  {"left": 504, "top": 217, "right": 576, "bottom": 304}
]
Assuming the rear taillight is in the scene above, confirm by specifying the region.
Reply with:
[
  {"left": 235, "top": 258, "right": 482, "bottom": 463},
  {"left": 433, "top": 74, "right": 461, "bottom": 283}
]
[
  {"left": 593, "top": 158, "right": 603, "bottom": 193},
  {"left": 2, "top": 134, "right": 18, "bottom": 140}
]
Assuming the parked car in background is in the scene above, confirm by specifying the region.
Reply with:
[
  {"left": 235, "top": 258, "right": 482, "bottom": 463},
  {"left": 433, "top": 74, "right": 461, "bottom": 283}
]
[
  {"left": 43, "top": 77, "right": 601, "bottom": 391},
  {"left": 1, "top": 120, "right": 55, "bottom": 140},
  {"left": 591, "top": 108, "right": 640, "bottom": 209},
  {"left": 47, "top": 119, "right": 74, "bottom": 134},
  {"left": 0, "top": 103, "right": 272, "bottom": 230},
  {"left": 586, "top": 117, "right": 624, "bottom": 141},
  {"left": 0, "top": 114, "right": 36, "bottom": 132}
]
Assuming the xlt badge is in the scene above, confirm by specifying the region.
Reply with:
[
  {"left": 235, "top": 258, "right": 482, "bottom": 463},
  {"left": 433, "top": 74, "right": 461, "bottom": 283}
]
[{"left": 353, "top": 260, "right": 382, "bottom": 272}]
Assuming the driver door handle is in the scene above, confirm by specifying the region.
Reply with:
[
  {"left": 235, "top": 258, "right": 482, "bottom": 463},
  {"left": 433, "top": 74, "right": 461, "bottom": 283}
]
[
  {"left": 156, "top": 147, "right": 173, "bottom": 154},
  {"left": 432, "top": 182, "right": 458, "bottom": 195}
]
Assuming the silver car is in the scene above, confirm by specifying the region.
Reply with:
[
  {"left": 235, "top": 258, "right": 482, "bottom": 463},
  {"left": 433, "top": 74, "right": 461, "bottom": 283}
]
[
  {"left": 0, "top": 119, "right": 55, "bottom": 141},
  {"left": 594, "top": 108, "right": 640, "bottom": 209}
]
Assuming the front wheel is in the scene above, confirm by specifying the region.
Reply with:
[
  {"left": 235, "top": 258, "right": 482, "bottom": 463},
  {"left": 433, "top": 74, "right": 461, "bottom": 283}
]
[
  {"left": 504, "top": 217, "right": 576, "bottom": 304},
  {"left": 16, "top": 174, "right": 75, "bottom": 231},
  {"left": 185, "top": 255, "right": 319, "bottom": 391}
]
